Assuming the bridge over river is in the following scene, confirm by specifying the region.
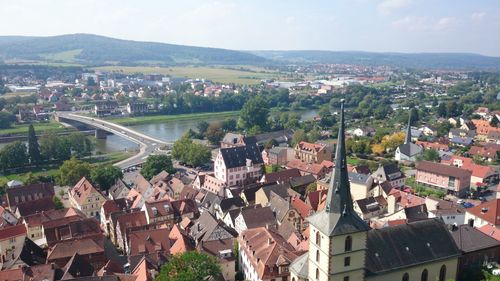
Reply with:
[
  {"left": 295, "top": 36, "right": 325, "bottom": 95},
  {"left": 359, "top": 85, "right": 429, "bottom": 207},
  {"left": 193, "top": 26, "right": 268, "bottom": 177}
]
[{"left": 55, "top": 112, "right": 173, "bottom": 169}]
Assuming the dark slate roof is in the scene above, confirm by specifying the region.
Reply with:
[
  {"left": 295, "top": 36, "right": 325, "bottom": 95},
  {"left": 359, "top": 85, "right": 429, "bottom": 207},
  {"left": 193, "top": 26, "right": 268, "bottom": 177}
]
[
  {"left": 450, "top": 224, "right": 500, "bottom": 253},
  {"left": 263, "top": 169, "right": 302, "bottom": 183},
  {"left": 218, "top": 197, "right": 246, "bottom": 213},
  {"left": 19, "top": 237, "right": 46, "bottom": 266},
  {"left": 366, "top": 219, "right": 461, "bottom": 275},
  {"left": 355, "top": 196, "right": 387, "bottom": 215},
  {"left": 192, "top": 211, "right": 237, "bottom": 243},
  {"left": 240, "top": 206, "right": 276, "bottom": 229},
  {"left": 241, "top": 184, "right": 263, "bottom": 204},
  {"left": 261, "top": 183, "right": 289, "bottom": 200},
  {"left": 269, "top": 192, "right": 291, "bottom": 222},
  {"left": 404, "top": 204, "right": 428, "bottom": 222},
  {"left": 374, "top": 164, "right": 405, "bottom": 182},
  {"left": 289, "top": 175, "right": 316, "bottom": 189},
  {"left": 61, "top": 253, "right": 95, "bottom": 280},
  {"left": 398, "top": 143, "right": 423, "bottom": 157},
  {"left": 220, "top": 142, "right": 263, "bottom": 169}
]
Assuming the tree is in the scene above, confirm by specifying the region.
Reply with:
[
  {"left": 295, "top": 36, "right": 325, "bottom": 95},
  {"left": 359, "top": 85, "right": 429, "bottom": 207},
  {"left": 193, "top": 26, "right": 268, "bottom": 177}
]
[
  {"left": 141, "top": 155, "right": 175, "bottom": 180},
  {"left": 380, "top": 132, "right": 405, "bottom": 152},
  {"left": 68, "top": 132, "right": 93, "bottom": 157},
  {"left": 40, "top": 134, "right": 59, "bottom": 161},
  {"left": 0, "top": 111, "right": 16, "bottom": 129},
  {"left": 53, "top": 196, "right": 64, "bottom": 209},
  {"left": 490, "top": 115, "right": 499, "bottom": 128},
  {"left": 57, "top": 157, "right": 91, "bottom": 186},
  {"left": 221, "top": 118, "right": 237, "bottom": 132},
  {"left": 437, "top": 102, "right": 447, "bottom": 117},
  {"left": 27, "top": 124, "right": 41, "bottom": 164},
  {"left": 292, "top": 129, "right": 308, "bottom": 146},
  {"left": 417, "top": 149, "right": 441, "bottom": 162},
  {"left": 205, "top": 122, "right": 224, "bottom": 145},
  {"left": 371, "top": 144, "right": 385, "bottom": 155},
  {"left": 264, "top": 139, "right": 279, "bottom": 149},
  {"left": 239, "top": 96, "right": 269, "bottom": 130},
  {"left": 156, "top": 251, "right": 220, "bottom": 281},
  {"left": 0, "top": 141, "right": 28, "bottom": 170},
  {"left": 90, "top": 165, "right": 123, "bottom": 191},
  {"left": 172, "top": 136, "right": 211, "bottom": 167},
  {"left": 197, "top": 121, "right": 209, "bottom": 136}
]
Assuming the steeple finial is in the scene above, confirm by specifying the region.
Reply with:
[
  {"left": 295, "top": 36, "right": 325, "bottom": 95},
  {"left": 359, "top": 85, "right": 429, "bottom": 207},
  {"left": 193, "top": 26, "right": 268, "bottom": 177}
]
[
  {"left": 325, "top": 99, "right": 354, "bottom": 214},
  {"left": 405, "top": 109, "right": 412, "bottom": 144}
]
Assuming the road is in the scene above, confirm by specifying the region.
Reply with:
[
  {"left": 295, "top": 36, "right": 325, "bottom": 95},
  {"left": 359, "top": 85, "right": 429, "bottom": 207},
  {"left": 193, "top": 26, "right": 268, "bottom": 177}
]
[{"left": 55, "top": 112, "right": 173, "bottom": 169}]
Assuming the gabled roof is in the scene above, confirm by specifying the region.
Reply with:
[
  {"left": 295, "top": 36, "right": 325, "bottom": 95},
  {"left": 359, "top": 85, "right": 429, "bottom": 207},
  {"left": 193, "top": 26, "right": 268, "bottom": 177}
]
[
  {"left": 262, "top": 169, "right": 302, "bottom": 183},
  {"left": 417, "top": 161, "right": 471, "bottom": 178},
  {"left": 450, "top": 224, "right": 500, "bottom": 253},
  {"left": 191, "top": 211, "right": 237, "bottom": 243},
  {"left": 70, "top": 177, "right": 103, "bottom": 206},
  {"left": 128, "top": 228, "right": 171, "bottom": 257},
  {"left": 239, "top": 206, "right": 276, "bottom": 230},
  {"left": 366, "top": 219, "right": 461, "bottom": 275},
  {"left": 6, "top": 183, "right": 55, "bottom": 208},
  {"left": 219, "top": 143, "right": 263, "bottom": 169},
  {"left": 61, "top": 253, "right": 95, "bottom": 280},
  {"left": 16, "top": 197, "right": 56, "bottom": 217},
  {"left": 0, "top": 224, "right": 26, "bottom": 240},
  {"left": 47, "top": 237, "right": 104, "bottom": 261},
  {"left": 466, "top": 199, "right": 500, "bottom": 226},
  {"left": 239, "top": 227, "right": 301, "bottom": 279},
  {"left": 108, "top": 179, "right": 130, "bottom": 199}
]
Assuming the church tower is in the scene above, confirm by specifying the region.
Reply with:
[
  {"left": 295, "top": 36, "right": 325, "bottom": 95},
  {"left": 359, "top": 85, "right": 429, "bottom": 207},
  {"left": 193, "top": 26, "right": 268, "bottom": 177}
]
[
  {"left": 307, "top": 100, "right": 370, "bottom": 281},
  {"left": 405, "top": 109, "right": 413, "bottom": 144}
]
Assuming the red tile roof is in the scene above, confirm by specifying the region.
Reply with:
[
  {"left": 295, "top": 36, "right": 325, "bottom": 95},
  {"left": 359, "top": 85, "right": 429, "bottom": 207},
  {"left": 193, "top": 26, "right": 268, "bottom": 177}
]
[
  {"left": 478, "top": 224, "right": 500, "bottom": 241},
  {"left": 0, "top": 224, "right": 26, "bottom": 240},
  {"left": 466, "top": 199, "right": 500, "bottom": 226},
  {"left": 70, "top": 177, "right": 102, "bottom": 206}
]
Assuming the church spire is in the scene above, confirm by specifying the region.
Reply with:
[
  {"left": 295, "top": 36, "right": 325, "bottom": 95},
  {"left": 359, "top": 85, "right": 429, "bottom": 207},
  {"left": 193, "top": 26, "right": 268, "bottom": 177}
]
[
  {"left": 405, "top": 109, "right": 412, "bottom": 144},
  {"left": 325, "top": 100, "right": 354, "bottom": 215}
]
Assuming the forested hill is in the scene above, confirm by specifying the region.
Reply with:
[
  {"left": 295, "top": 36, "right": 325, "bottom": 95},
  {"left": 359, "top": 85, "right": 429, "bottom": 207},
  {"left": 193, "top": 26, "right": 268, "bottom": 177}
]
[
  {"left": 250, "top": 50, "right": 500, "bottom": 70},
  {"left": 0, "top": 34, "right": 267, "bottom": 66},
  {"left": 0, "top": 33, "right": 499, "bottom": 69}
]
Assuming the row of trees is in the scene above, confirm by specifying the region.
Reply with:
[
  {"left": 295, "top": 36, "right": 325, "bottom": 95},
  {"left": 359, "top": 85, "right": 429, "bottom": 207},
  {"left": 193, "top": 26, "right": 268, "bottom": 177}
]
[
  {"left": 0, "top": 125, "right": 93, "bottom": 171},
  {"left": 56, "top": 157, "right": 123, "bottom": 189}
]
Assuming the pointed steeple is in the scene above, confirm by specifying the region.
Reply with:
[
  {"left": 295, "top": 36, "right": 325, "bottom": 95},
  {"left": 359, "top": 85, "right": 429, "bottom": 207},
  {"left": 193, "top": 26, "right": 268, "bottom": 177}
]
[
  {"left": 325, "top": 99, "right": 354, "bottom": 215},
  {"left": 405, "top": 110, "right": 412, "bottom": 144},
  {"left": 306, "top": 100, "right": 369, "bottom": 236}
]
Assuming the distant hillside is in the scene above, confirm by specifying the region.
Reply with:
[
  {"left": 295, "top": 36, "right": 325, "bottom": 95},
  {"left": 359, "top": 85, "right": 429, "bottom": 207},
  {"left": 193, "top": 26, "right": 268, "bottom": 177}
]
[
  {"left": 0, "top": 34, "right": 499, "bottom": 69},
  {"left": 250, "top": 50, "right": 500, "bottom": 70},
  {"left": 0, "top": 34, "right": 267, "bottom": 66}
]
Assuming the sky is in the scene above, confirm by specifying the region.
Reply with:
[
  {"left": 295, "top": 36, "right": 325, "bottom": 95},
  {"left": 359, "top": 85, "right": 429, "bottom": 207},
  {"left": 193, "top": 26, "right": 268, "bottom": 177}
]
[{"left": 1, "top": 0, "right": 499, "bottom": 56}]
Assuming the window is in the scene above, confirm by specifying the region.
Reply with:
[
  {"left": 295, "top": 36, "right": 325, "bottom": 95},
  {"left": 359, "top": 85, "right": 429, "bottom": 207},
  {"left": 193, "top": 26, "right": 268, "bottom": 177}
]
[
  {"left": 421, "top": 269, "right": 428, "bottom": 281},
  {"left": 343, "top": 277, "right": 350, "bottom": 281},
  {"left": 315, "top": 268, "right": 319, "bottom": 280},
  {"left": 315, "top": 232, "right": 321, "bottom": 246},
  {"left": 439, "top": 265, "right": 446, "bottom": 281},
  {"left": 316, "top": 250, "right": 320, "bottom": 262},
  {"left": 345, "top": 236, "right": 352, "bottom": 252},
  {"left": 402, "top": 273, "right": 409, "bottom": 281},
  {"left": 344, "top": 257, "right": 350, "bottom": 266}
]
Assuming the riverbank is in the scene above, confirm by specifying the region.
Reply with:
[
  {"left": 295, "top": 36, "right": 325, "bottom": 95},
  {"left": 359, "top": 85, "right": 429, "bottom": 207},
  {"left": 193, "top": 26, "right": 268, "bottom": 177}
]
[
  {"left": 107, "top": 111, "right": 240, "bottom": 126},
  {"left": 0, "top": 151, "right": 134, "bottom": 183},
  {"left": 0, "top": 121, "right": 70, "bottom": 137}
]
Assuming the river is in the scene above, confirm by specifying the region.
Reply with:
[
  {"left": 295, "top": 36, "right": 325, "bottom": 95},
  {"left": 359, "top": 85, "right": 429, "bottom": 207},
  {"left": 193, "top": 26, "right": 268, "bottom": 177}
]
[{"left": 1, "top": 109, "right": 318, "bottom": 153}]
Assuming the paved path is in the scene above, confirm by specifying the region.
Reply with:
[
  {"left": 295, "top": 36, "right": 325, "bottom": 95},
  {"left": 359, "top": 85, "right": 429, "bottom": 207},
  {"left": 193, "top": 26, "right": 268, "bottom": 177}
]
[{"left": 55, "top": 112, "right": 173, "bottom": 169}]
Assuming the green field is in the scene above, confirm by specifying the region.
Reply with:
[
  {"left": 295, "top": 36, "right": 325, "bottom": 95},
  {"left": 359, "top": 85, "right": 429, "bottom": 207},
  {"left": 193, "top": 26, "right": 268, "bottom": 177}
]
[
  {"left": 107, "top": 111, "right": 240, "bottom": 126},
  {"left": 0, "top": 122, "right": 69, "bottom": 136},
  {"left": 94, "top": 66, "right": 277, "bottom": 84},
  {"left": 40, "top": 49, "right": 83, "bottom": 62}
]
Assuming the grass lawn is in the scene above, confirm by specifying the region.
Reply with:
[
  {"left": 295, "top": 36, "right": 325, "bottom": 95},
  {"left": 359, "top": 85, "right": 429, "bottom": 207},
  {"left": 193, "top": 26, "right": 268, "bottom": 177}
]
[
  {"left": 93, "top": 66, "right": 278, "bottom": 85},
  {"left": 107, "top": 111, "right": 240, "bottom": 126},
  {"left": 347, "top": 156, "right": 360, "bottom": 165},
  {"left": 0, "top": 122, "right": 70, "bottom": 136}
]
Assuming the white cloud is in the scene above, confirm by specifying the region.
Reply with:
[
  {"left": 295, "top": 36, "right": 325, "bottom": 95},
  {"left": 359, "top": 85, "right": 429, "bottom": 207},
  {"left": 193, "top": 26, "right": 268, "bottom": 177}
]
[
  {"left": 471, "top": 12, "right": 486, "bottom": 21},
  {"left": 285, "top": 16, "right": 296, "bottom": 25},
  {"left": 377, "top": 0, "right": 412, "bottom": 15},
  {"left": 392, "top": 16, "right": 457, "bottom": 31}
]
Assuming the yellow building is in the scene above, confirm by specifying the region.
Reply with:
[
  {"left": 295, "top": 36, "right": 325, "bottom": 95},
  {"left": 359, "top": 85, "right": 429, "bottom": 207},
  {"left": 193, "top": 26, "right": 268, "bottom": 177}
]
[
  {"left": 68, "top": 177, "right": 107, "bottom": 219},
  {"left": 290, "top": 101, "right": 460, "bottom": 281}
]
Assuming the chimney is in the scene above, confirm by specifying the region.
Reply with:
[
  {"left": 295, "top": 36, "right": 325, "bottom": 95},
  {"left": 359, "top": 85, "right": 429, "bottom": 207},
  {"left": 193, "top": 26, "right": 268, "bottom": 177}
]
[
  {"left": 468, "top": 219, "right": 474, "bottom": 227},
  {"left": 268, "top": 238, "right": 273, "bottom": 245}
]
